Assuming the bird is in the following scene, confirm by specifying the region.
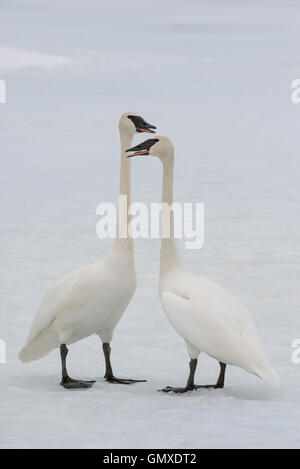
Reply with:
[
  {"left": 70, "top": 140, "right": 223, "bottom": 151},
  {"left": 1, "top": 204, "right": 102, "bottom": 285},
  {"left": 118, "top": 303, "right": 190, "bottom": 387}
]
[
  {"left": 126, "top": 135, "right": 279, "bottom": 393},
  {"left": 19, "top": 112, "right": 156, "bottom": 389}
]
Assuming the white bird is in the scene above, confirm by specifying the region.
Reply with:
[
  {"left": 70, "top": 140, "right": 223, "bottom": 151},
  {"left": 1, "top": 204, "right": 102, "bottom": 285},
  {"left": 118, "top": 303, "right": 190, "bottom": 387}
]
[
  {"left": 19, "top": 112, "right": 156, "bottom": 389},
  {"left": 126, "top": 136, "right": 279, "bottom": 392}
]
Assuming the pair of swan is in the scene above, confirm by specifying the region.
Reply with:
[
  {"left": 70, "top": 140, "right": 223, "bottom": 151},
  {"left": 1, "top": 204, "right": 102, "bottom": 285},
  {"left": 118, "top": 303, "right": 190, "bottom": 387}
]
[{"left": 19, "top": 113, "right": 279, "bottom": 392}]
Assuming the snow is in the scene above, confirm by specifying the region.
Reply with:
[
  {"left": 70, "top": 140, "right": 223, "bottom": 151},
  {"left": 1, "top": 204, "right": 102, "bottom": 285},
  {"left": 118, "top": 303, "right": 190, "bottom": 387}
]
[
  {"left": 1, "top": 0, "right": 300, "bottom": 449},
  {"left": 0, "top": 46, "right": 72, "bottom": 73},
  {"left": 0, "top": 46, "right": 73, "bottom": 73}
]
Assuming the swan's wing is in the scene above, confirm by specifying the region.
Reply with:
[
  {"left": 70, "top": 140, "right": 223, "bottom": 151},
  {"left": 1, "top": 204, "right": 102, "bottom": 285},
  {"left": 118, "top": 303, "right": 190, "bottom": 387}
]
[
  {"left": 161, "top": 287, "right": 277, "bottom": 385},
  {"left": 191, "top": 285, "right": 279, "bottom": 385},
  {"left": 25, "top": 263, "right": 99, "bottom": 345},
  {"left": 188, "top": 280, "right": 267, "bottom": 363},
  {"left": 190, "top": 278, "right": 254, "bottom": 334},
  {"left": 161, "top": 291, "right": 200, "bottom": 347}
]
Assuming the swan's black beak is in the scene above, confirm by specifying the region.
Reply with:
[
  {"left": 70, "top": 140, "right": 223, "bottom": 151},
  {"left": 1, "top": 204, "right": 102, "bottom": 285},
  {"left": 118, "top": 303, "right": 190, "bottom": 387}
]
[
  {"left": 126, "top": 138, "right": 159, "bottom": 158},
  {"left": 127, "top": 115, "right": 156, "bottom": 133}
]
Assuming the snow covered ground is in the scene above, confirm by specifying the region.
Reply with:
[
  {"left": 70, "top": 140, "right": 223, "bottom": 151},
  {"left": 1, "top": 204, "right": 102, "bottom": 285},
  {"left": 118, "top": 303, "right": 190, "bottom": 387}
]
[{"left": 1, "top": 0, "right": 300, "bottom": 449}]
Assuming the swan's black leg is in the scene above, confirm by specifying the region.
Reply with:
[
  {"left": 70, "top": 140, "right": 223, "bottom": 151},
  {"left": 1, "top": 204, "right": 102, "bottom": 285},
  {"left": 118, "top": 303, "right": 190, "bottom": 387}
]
[
  {"left": 102, "top": 342, "right": 146, "bottom": 384},
  {"left": 60, "top": 344, "right": 95, "bottom": 389},
  {"left": 159, "top": 358, "right": 198, "bottom": 393},
  {"left": 195, "top": 362, "right": 226, "bottom": 389},
  {"left": 159, "top": 360, "right": 226, "bottom": 393},
  {"left": 217, "top": 362, "right": 226, "bottom": 387}
]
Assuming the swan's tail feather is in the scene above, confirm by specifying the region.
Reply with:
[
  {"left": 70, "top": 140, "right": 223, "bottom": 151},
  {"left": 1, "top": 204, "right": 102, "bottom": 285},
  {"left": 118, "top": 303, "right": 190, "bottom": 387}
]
[
  {"left": 19, "top": 343, "right": 52, "bottom": 363},
  {"left": 255, "top": 363, "right": 280, "bottom": 387},
  {"left": 19, "top": 321, "right": 59, "bottom": 363}
]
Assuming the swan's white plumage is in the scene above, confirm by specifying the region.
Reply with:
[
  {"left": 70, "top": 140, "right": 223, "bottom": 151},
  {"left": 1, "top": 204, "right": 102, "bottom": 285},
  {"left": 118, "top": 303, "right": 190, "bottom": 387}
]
[
  {"left": 146, "top": 135, "right": 279, "bottom": 388},
  {"left": 161, "top": 271, "right": 279, "bottom": 386},
  {"left": 19, "top": 112, "right": 138, "bottom": 364},
  {"left": 19, "top": 252, "right": 136, "bottom": 363}
]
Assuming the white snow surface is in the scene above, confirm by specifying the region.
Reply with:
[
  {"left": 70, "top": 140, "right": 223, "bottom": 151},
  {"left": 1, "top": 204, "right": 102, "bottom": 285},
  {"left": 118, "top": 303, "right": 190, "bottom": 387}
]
[
  {"left": 0, "top": 46, "right": 73, "bottom": 73},
  {"left": 1, "top": 0, "right": 300, "bottom": 449}
]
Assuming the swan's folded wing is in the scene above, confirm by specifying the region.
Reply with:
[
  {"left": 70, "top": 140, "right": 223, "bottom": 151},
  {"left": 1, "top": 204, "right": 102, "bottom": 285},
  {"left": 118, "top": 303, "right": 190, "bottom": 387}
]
[
  {"left": 161, "top": 291, "right": 200, "bottom": 345},
  {"left": 161, "top": 289, "right": 233, "bottom": 359},
  {"left": 190, "top": 278, "right": 254, "bottom": 335},
  {"left": 161, "top": 289, "right": 270, "bottom": 375},
  {"left": 25, "top": 266, "right": 90, "bottom": 345},
  {"left": 189, "top": 284, "right": 278, "bottom": 385},
  {"left": 189, "top": 282, "right": 267, "bottom": 363}
]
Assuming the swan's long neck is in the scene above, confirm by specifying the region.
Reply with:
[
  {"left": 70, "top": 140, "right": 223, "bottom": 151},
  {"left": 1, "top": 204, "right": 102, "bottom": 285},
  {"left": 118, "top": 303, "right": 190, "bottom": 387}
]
[
  {"left": 160, "top": 154, "right": 181, "bottom": 275},
  {"left": 113, "top": 132, "right": 134, "bottom": 256}
]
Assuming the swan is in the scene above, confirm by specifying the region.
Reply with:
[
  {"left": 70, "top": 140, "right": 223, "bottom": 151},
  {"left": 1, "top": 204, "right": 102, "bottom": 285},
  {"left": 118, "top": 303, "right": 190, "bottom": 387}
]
[
  {"left": 19, "top": 112, "right": 156, "bottom": 389},
  {"left": 126, "top": 136, "right": 279, "bottom": 393}
]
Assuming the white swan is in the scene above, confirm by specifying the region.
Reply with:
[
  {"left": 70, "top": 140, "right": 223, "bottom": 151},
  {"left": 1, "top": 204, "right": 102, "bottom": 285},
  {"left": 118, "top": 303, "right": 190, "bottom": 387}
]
[
  {"left": 19, "top": 112, "right": 156, "bottom": 389},
  {"left": 126, "top": 136, "right": 279, "bottom": 392}
]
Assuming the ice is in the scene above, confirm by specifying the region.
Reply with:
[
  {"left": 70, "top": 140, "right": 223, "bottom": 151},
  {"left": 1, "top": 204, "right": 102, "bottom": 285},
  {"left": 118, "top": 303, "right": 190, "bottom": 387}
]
[
  {"left": 0, "top": 46, "right": 73, "bottom": 73},
  {"left": 0, "top": 0, "right": 300, "bottom": 449}
]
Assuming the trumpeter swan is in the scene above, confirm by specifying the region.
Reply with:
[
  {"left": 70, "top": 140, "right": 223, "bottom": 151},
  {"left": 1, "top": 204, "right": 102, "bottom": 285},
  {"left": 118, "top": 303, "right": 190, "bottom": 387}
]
[
  {"left": 126, "top": 136, "right": 279, "bottom": 393},
  {"left": 19, "top": 112, "right": 156, "bottom": 389}
]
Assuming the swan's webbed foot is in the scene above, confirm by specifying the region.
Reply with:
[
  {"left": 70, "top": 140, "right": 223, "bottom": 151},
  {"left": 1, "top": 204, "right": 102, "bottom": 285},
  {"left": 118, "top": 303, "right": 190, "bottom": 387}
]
[
  {"left": 159, "top": 383, "right": 224, "bottom": 393},
  {"left": 158, "top": 360, "right": 226, "bottom": 394},
  {"left": 195, "top": 383, "right": 224, "bottom": 389},
  {"left": 104, "top": 373, "right": 146, "bottom": 385},
  {"left": 159, "top": 385, "right": 197, "bottom": 393},
  {"left": 60, "top": 376, "right": 95, "bottom": 389}
]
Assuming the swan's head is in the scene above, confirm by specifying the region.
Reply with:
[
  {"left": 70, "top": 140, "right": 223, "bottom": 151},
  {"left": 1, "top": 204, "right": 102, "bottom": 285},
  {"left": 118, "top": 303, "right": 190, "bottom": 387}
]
[
  {"left": 119, "top": 112, "right": 156, "bottom": 136},
  {"left": 126, "top": 135, "right": 174, "bottom": 162}
]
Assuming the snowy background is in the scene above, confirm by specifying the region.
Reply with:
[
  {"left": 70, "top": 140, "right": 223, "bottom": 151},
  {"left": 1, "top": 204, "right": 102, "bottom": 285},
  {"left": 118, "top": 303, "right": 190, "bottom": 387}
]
[{"left": 1, "top": 0, "right": 300, "bottom": 449}]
